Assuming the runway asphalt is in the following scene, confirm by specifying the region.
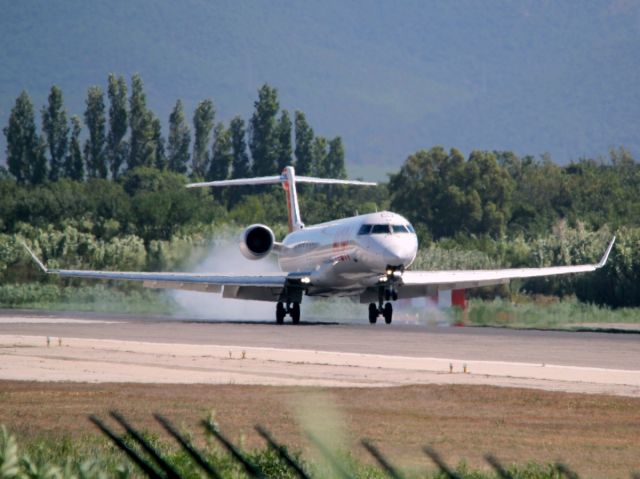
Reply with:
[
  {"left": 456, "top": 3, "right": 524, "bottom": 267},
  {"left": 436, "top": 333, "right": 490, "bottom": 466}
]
[{"left": 1, "top": 309, "right": 638, "bottom": 371}]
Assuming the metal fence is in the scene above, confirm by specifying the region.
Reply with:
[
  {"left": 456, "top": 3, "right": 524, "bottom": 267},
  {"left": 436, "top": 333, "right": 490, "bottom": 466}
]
[{"left": 89, "top": 411, "right": 637, "bottom": 479}]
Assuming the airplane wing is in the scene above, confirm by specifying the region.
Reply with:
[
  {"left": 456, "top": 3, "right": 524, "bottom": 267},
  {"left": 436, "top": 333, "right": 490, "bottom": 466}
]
[
  {"left": 22, "top": 243, "right": 309, "bottom": 302},
  {"left": 394, "top": 236, "right": 615, "bottom": 299}
]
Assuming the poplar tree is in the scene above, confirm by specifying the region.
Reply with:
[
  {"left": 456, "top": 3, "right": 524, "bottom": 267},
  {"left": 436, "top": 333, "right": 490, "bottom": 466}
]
[
  {"left": 84, "top": 86, "right": 107, "bottom": 178},
  {"left": 192, "top": 99, "right": 215, "bottom": 178},
  {"left": 167, "top": 99, "right": 190, "bottom": 174},
  {"left": 311, "top": 136, "right": 328, "bottom": 176},
  {"left": 294, "top": 110, "right": 314, "bottom": 175},
  {"left": 207, "top": 122, "right": 232, "bottom": 181},
  {"left": 41, "top": 85, "right": 69, "bottom": 181},
  {"left": 152, "top": 116, "right": 167, "bottom": 170},
  {"left": 249, "top": 84, "right": 279, "bottom": 176},
  {"left": 3, "top": 91, "right": 39, "bottom": 183},
  {"left": 128, "top": 74, "right": 154, "bottom": 170},
  {"left": 275, "top": 109, "right": 292, "bottom": 170},
  {"left": 229, "top": 116, "right": 250, "bottom": 179},
  {"left": 32, "top": 135, "right": 48, "bottom": 185},
  {"left": 107, "top": 74, "right": 128, "bottom": 179},
  {"left": 65, "top": 115, "right": 84, "bottom": 181},
  {"left": 326, "top": 136, "right": 347, "bottom": 178}
]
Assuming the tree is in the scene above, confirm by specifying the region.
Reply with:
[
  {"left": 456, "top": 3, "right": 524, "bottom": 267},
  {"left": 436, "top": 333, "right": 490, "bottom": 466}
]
[
  {"left": 229, "top": 116, "right": 250, "bottom": 179},
  {"left": 107, "top": 74, "right": 128, "bottom": 179},
  {"left": 3, "top": 91, "right": 40, "bottom": 184},
  {"left": 167, "top": 99, "right": 190, "bottom": 174},
  {"left": 207, "top": 122, "right": 232, "bottom": 181},
  {"left": 192, "top": 99, "right": 215, "bottom": 178},
  {"left": 311, "top": 136, "right": 328, "bottom": 176},
  {"left": 83, "top": 86, "right": 107, "bottom": 178},
  {"left": 41, "top": 85, "right": 69, "bottom": 181},
  {"left": 389, "top": 147, "right": 514, "bottom": 239},
  {"left": 326, "top": 136, "right": 347, "bottom": 179},
  {"left": 65, "top": 115, "right": 84, "bottom": 181},
  {"left": 151, "top": 115, "right": 167, "bottom": 170},
  {"left": 249, "top": 84, "right": 279, "bottom": 175},
  {"left": 128, "top": 74, "right": 155, "bottom": 170},
  {"left": 294, "top": 110, "right": 314, "bottom": 175},
  {"left": 32, "top": 135, "right": 48, "bottom": 185},
  {"left": 275, "top": 110, "right": 292, "bottom": 170}
]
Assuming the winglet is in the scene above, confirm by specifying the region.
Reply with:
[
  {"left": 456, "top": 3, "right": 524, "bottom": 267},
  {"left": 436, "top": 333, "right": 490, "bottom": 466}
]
[
  {"left": 21, "top": 242, "right": 48, "bottom": 273},
  {"left": 596, "top": 236, "right": 616, "bottom": 268}
]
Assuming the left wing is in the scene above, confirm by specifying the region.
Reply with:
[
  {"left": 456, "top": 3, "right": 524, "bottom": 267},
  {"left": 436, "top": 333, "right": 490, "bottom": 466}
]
[
  {"left": 395, "top": 236, "right": 615, "bottom": 299},
  {"left": 22, "top": 243, "right": 308, "bottom": 302}
]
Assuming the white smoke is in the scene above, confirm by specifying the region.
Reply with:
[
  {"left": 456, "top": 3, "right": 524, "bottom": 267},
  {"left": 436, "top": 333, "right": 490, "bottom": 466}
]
[{"left": 170, "top": 235, "right": 279, "bottom": 321}]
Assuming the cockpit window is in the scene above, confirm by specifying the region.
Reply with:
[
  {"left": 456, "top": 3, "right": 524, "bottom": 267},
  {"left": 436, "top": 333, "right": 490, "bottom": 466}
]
[
  {"left": 357, "top": 224, "right": 372, "bottom": 235},
  {"left": 371, "top": 224, "right": 391, "bottom": 234},
  {"left": 406, "top": 224, "right": 415, "bottom": 233},
  {"left": 392, "top": 224, "right": 409, "bottom": 233}
]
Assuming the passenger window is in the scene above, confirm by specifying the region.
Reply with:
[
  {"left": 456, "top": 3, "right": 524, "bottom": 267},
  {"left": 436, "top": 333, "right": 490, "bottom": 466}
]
[
  {"left": 357, "top": 224, "right": 372, "bottom": 235},
  {"left": 371, "top": 224, "right": 391, "bottom": 234}
]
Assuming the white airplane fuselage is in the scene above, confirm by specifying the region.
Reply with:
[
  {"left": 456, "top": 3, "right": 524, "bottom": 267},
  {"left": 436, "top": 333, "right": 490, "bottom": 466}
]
[{"left": 277, "top": 211, "right": 418, "bottom": 292}]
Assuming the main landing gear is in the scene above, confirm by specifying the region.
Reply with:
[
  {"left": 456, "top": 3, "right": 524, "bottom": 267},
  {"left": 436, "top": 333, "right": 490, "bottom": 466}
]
[
  {"left": 368, "top": 302, "right": 393, "bottom": 324},
  {"left": 276, "top": 301, "right": 300, "bottom": 325}
]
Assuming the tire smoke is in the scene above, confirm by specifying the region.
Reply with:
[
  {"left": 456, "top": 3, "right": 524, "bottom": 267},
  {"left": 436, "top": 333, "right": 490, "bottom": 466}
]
[{"left": 170, "top": 236, "right": 279, "bottom": 320}]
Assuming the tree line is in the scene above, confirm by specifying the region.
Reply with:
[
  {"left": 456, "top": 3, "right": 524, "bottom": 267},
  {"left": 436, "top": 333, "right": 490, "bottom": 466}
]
[
  {"left": 2, "top": 76, "right": 347, "bottom": 185},
  {"left": 389, "top": 146, "right": 640, "bottom": 240}
]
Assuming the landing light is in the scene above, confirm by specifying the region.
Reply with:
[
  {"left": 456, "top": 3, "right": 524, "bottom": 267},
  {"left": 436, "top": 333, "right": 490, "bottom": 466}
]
[
  {"left": 300, "top": 277, "right": 311, "bottom": 284},
  {"left": 386, "top": 269, "right": 393, "bottom": 276},
  {"left": 379, "top": 276, "right": 388, "bottom": 283}
]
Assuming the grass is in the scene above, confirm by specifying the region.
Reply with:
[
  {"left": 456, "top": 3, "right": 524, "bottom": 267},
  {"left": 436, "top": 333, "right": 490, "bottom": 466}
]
[
  {"left": 0, "top": 283, "right": 178, "bottom": 315},
  {"left": 1, "top": 283, "right": 640, "bottom": 331},
  {"left": 1, "top": 382, "right": 639, "bottom": 478},
  {"left": 461, "top": 296, "right": 640, "bottom": 330}
]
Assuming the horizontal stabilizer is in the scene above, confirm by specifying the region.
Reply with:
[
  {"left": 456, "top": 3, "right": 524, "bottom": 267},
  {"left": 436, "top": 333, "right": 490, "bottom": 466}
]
[{"left": 187, "top": 170, "right": 377, "bottom": 189}]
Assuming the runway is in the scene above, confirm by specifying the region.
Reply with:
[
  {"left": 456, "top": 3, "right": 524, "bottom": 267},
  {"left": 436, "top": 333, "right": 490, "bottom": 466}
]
[{"left": 1, "top": 310, "right": 639, "bottom": 396}]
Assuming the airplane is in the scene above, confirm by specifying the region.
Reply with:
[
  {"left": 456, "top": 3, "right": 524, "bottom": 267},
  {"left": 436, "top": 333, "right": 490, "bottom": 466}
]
[{"left": 23, "top": 166, "right": 616, "bottom": 325}]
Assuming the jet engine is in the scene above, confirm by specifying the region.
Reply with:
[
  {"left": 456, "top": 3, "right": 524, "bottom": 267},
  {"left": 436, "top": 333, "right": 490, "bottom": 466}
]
[{"left": 239, "top": 224, "right": 275, "bottom": 260}]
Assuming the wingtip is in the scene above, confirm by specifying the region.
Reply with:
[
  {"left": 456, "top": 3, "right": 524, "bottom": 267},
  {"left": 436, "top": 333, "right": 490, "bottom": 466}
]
[
  {"left": 597, "top": 236, "right": 616, "bottom": 268},
  {"left": 21, "top": 241, "right": 48, "bottom": 273}
]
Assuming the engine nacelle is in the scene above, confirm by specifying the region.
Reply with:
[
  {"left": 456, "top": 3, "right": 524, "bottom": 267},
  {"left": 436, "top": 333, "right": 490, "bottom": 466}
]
[{"left": 239, "top": 224, "right": 275, "bottom": 260}]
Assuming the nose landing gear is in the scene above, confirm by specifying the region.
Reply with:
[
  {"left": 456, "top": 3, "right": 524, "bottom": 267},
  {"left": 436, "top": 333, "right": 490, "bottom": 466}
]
[{"left": 276, "top": 301, "right": 301, "bottom": 324}]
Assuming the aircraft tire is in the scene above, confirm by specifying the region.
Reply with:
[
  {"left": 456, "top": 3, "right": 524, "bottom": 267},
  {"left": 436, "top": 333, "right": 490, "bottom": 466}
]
[
  {"left": 276, "top": 302, "right": 286, "bottom": 324},
  {"left": 368, "top": 303, "right": 378, "bottom": 324},
  {"left": 383, "top": 302, "right": 393, "bottom": 324},
  {"left": 291, "top": 302, "right": 301, "bottom": 324}
]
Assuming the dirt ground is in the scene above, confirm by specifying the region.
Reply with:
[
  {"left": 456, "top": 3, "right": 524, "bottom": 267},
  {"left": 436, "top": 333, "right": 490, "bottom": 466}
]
[{"left": 1, "top": 381, "right": 638, "bottom": 478}]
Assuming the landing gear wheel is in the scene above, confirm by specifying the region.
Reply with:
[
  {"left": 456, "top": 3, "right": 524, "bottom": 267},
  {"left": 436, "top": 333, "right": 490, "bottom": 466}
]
[
  {"left": 290, "top": 302, "right": 301, "bottom": 325},
  {"left": 368, "top": 303, "right": 378, "bottom": 324},
  {"left": 276, "top": 302, "right": 285, "bottom": 324},
  {"left": 383, "top": 302, "right": 393, "bottom": 324}
]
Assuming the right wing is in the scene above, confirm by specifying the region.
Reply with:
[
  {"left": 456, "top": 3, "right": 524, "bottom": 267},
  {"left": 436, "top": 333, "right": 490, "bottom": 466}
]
[
  {"left": 22, "top": 243, "right": 309, "bottom": 302},
  {"left": 362, "top": 237, "right": 616, "bottom": 302}
]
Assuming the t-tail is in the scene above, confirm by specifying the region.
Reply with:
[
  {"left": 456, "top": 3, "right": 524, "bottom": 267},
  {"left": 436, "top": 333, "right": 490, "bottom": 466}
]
[{"left": 187, "top": 166, "right": 377, "bottom": 232}]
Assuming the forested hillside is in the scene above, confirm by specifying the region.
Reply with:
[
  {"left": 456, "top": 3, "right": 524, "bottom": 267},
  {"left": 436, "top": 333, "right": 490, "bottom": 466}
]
[
  {"left": 1, "top": 78, "right": 639, "bottom": 310},
  {"left": 1, "top": 1, "right": 639, "bottom": 173}
]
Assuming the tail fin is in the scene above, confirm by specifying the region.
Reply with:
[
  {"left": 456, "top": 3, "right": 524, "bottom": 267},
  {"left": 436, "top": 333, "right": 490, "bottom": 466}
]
[{"left": 187, "top": 166, "right": 376, "bottom": 232}]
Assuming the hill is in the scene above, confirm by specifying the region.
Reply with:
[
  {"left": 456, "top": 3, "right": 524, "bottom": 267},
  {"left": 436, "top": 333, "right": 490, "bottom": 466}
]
[{"left": 1, "top": 0, "right": 638, "bottom": 179}]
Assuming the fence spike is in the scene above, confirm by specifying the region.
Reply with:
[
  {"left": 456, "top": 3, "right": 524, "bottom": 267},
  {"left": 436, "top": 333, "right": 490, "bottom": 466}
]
[
  {"left": 255, "top": 425, "right": 312, "bottom": 479},
  {"left": 201, "top": 420, "right": 265, "bottom": 478},
  {"left": 555, "top": 462, "right": 580, "bottom": 479},
  {"left": 89, "top": 415, "right": 163, "bottom": 479},
  {"left": 110, "top": 411, "right": 181, "bottom": 479},
  {"left": 484, "top": 453, "right": 513, "bottom": 479},
  {"left": 361, "top": 439, "right": 405, "bottom": 479},
  {"left": 154, "top": 413, "right": 223, "bottom": 479},
  {"left": 422, "top": 446, "right": 461, "bottom": 479}
]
